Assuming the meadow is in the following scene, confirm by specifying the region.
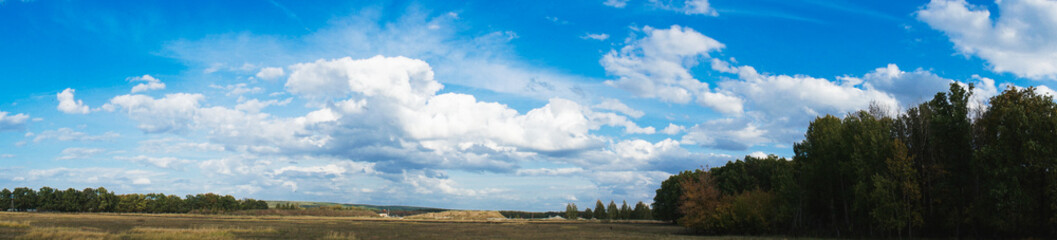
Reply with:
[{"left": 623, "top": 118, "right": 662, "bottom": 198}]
[{"left": 0, "top": 212, "right": 774, "bottom": 240}]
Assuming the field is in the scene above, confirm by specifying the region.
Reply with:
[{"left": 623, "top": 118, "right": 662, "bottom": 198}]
[{"left": 0, "top": 212, "right": 776, "bottom": 239}]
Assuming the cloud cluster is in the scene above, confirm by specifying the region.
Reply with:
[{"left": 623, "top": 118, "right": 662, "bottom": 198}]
[
  {"left": 0, "top": 111, "right": 29, "bottom": 132},
  {"left": 602, "top": 25, "right": 743, "bottom": 115},
  {"left": 918, "top": 0, "right": 1057, "bottom": 79},
  {"left": 129, "top": 75, "right": 166, "bottom": 93},
  {"left": 57, "top": 88, "right": 91, "bottom": 114}
]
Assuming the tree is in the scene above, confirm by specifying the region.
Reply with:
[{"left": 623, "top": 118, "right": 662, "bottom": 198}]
[
  {"left": 584, "top": 207, "right": 594, "bottom": 220},
  {"left": 869, "top": 139, "right": 922, "bottom": 238},
  {"left": 594, "top": 200, "right": 607, "bottom": 220},
  {"left": 0, "top": 188, "right": 10, "bottom": 211},
  {"left": 12, "top": 187, "right": 35, "bottom": 211},
  {"left": 607, "top": 201, "right": 619, "bottom": 220},
  {"left": 653, "top": 170, "right": 704, "bottom": 222},
  {"left": 620, "top": 201, "right": 631, "bottom": 220},
  {"left": 565, "top": 203, "right": 578, "bottom": 220},
  {"left": 973, "top": 86, "right": 1057, "bottom": 236},
  {"left": 678, "top": 170, "right": 723, "bottom": 233},
  {"left": 632, "top": 202, "right": 646, "bottom": 220}
]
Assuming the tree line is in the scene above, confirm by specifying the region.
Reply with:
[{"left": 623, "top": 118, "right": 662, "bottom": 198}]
[
  {"left": 0, "top": 186, "right": 268, "bottom": 213},
  {"left": 562, "top": 200, "right": 652, "bottom": 220},
  {"left": 653, "top": 84, "right": 1057, "bottom": 238}
]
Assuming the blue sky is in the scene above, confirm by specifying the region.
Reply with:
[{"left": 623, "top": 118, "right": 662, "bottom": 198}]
[{"left": 2, "top": 0, "right": 1056, "bottom": 211}]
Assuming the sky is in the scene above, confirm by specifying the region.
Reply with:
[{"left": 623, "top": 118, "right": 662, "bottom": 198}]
[{"left": 2, "top": 0, "right": 1057, "bottom": 211}]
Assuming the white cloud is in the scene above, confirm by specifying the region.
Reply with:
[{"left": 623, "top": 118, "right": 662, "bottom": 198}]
[
  {"left": 681, "top": 118, "right": 772, "bottom": 151},
  {"left": 211, "top": 83, "right": 264, "bottom": 96},
  {"left": 255, "top": 67, "right": 286, "bottom": 80},
  {"left": 581, "top": 33, "right": 610, "bottom": 41},
  {"left": 713, "top": 59, "right": 900, "bottom": 121},
  {"left": 114, "top": 155, "right": 194, "bottom": 169},
  {"left": 128, "top": 75, "right": 166, "bottom": 93},
  {"left": 748, "top": 151, "right": 767, "bottom": 159},
  {"left": 235, "top": 98, "right": 291, "bottom": 113},
  {"left": 57, "top": 147, "right": 105, "bottom": 160},
  {"left": 56, "top": 88, "right": 91, "bottom": 114},
  {"left": 917, "top": 0, "right": 1057, "bottom": 79},
  {"left": 24, "top": 167, "right": 164, "bottom": 186},
  {"left": 516, "top": 167, "right": 584, "bottom": 176},
  {"left": 604, "top": 0, "right": 630, "bottom": 8},
  {"left": 650, "top": 0, "right": 718, "bottom": 16},
  {"left": 103, "top": 93, "right": 204, "bottom": 133},
  {"left": 843, "top": 64, "right": 953, "bottom": 107},
  {"left": 593, "top": 98, "right": 644, "bottom": 118},
  {"left": 602, "top": 25, "right": 742, "bottom": 114},
  {"left": 137, "top": 137, "right": 226, "bottom": 153},
  {"left": 0, "top": 111, "right": 29, "bottom": 132},
  {"left": 33, "top": 128, "right": 120, "bottom": 142},
  {"left": 660, "top": 123, "right": 684, "bottom": 135}
]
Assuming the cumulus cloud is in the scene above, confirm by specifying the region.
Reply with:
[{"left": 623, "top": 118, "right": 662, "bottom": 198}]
[
  {"left": 0, "top": 111, "right": 29, "bottom": 132},
  {"left": 917, "top": 0, "right": 1057, "bottom": 79},
  {"left": 128, "top": 75, "right": 166, "bottom": 93},
  {"left": 602, "top": 25, "right": 743, "bottom": 115},
  {"left": 255, "top": 67, "right": 286, "bottom": 80},
  {"left": 841, "top": 64, "right": 953, "bottom": 107},
  {"left": 660, "top": 123, "right": 684, "bottom": 135},
  {"left": 103, "top": 93, "right": 204, "bottom": 133},
  {"left": 56, "top": 88, "right": 91, "bottom": 114}
]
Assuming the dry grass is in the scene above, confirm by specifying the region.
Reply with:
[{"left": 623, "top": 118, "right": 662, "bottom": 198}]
[
  {"left": 319, "top": 231, "right": 358, "bottom": 240},
  {"left": 0, "top": 211, "right": 743, "bottom": 239},
  {"left": 15, "top": 227, "right": 111, "bottom": 240},
  {"left": 404, "top": 210, "right": 506, "bottom": 221},
  {"left": 0, "top": 220, "right": 30, "bottom": 228}
]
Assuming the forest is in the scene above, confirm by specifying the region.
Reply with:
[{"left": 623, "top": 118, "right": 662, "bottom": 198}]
[
  {"left": 653, "top": 84, "right": 1057, "bottom": 238},
  {"left": 0, "top": 187, "right": 267, "bottom": 213}
]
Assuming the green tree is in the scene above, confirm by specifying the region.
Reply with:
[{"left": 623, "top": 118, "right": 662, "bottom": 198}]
[
  {"left": 0, "top": 188, "right": 11, "bottom": 211},
  {"left": 869, "top": 139, "right": 922, "bottom": 238},
  {"left": 12, "top": 187, "right": 36, "bottom": 211},
  {"left": 607, "top": 201, "right": 619, "bottom": 220},
  {"left": 584, "top": 207, "right": 594, "bottom": 220},
  {"left": 973, "top": 86, "right": 1057, "bottom": 236},
  {"left": 620, "top": 200, "right": 630, "bottom": 220},
  {"left": 594, "top": 200, "right": 606, "bottom": 220},
  {"left": 564, "top": 203, "right": 578, "bottom": 220}
]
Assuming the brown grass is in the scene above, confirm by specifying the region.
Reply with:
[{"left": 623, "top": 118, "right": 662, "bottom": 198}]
[
  {"left": 15, "top": 227, "right": 111, "bottom": 240},
  {"left": 404, "top": 210, "right": 506, "bottom": 221},
  {"left": 0, "top": 220, "right": 31, "bottom": 228},
  {"left": 0, "top": 211, "right": 753, "bottom": 239},
  {"left": 319, "top": 231, "right": 358, "bottom": 240}
]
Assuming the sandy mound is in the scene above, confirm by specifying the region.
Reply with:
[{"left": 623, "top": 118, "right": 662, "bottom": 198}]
[{"left": 404, "top": 210, "right": 506, "bottom": 220}]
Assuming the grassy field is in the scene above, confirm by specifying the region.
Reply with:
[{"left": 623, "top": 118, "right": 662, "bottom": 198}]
[{"left": 0, "top": 212, "right": 779, "bottom": 239}]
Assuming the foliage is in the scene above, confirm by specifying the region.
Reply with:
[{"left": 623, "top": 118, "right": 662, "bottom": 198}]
[
  {"left": 0, "top": 186, "right": 266, "bottom": 213},
  {"left": 651, "top": 170, "right": 703, "bottom": 223},
  {"left": 661, "top": 83, "right": 1057, "bottom": 238},
  {"left": 564, "top": 203, "right": 578, "bottom": 220}
]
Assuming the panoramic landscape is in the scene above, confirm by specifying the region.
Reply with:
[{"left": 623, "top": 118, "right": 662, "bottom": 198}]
[{"left": 3, "top": 0, "right": 1057, "bottom": 239}]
